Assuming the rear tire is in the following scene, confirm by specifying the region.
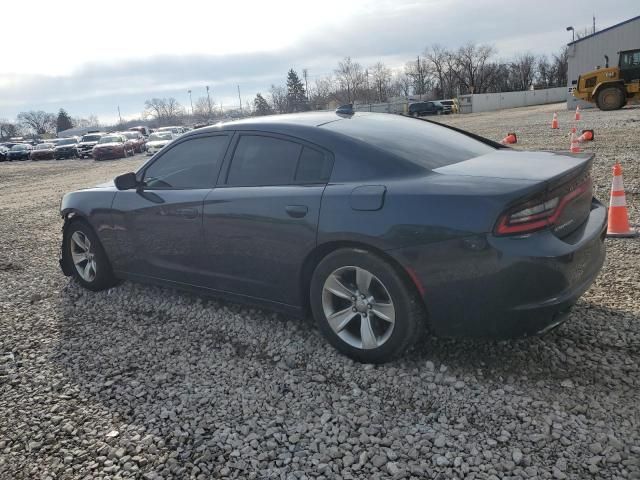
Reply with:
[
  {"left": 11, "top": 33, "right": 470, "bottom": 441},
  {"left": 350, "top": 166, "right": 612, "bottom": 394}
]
[
  {"left": 64, "top": 220, "right": 118, "bottom": 292},
  {"left": 596, "top": 86, "right": 625, "bottom": 111},
  {"left": 310, "top": 248, "right": 426, "bottom": 363}
]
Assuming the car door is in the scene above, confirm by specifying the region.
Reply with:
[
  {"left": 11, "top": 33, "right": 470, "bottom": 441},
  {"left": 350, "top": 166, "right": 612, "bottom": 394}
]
[
  {"left": 111, "top": 133, "right": 231, "bottom": 285},
  {"left": 202, "top": 133, "right": 333, "bottom": 306}
]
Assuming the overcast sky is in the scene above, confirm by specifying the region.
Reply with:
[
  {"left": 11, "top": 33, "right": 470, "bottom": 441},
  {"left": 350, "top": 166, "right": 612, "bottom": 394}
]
[{"left": 1, "top": 0, "right": 637, "bottom": 123}]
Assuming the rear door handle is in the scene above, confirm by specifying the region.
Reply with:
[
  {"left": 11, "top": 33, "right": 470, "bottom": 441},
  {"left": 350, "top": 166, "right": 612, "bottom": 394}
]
[
  {"left": 175, "top": 207, "right": 199, "bottom": 219},
  {"left": 285, "top": 205, "right": 308, "bottom": 218}
]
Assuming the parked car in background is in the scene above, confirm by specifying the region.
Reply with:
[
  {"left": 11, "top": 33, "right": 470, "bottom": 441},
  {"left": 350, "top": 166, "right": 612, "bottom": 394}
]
[
  {"left": 7, "top": 143, "right": 33, "bottom": 160},
  {"left": 59, "top": 111, "right": 606, "bottom": 363},
  {"left": 145, "top": 131, "right": 176, "bottom": 155},
  {"left": 408, "top": 101, "right": 447, "bottom": 117},
  {"left": 77, "top": 133, "right": 105, "bottom": 158},
  {"left": 157, "top": 126, "right": 185, "bottom": 135},
  {"left": 54, "top": 137, "right": 79, "bottom": 159},
  {"left": 30, "top": 143, "right": 56, "bottom": 161},
  {"left": 92, "top": 134, "right": 135, "bottom": 161},
  {"left": 121, "top": 131, "right": 146, "bottom": 153},
  {"left": 129, "top": 126, "right": 151, "bottom": 137},
  {"left": 439, "top": 99, "right": 457, "bottom": 113}
]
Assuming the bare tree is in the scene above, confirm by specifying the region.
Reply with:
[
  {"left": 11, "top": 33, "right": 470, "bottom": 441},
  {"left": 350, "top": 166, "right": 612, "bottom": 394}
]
[
  {"left": 0, "top": 120, "right": 21, "bottom": 140},
  {"left": 405, "top": 56, "right": 431, "bottom": 97},
  {"left": 552, "top": 47, "right": 569, "bottom": 86},
  {"left": 16, "top": 111, "right": 56, "bottom": 135},
  {"left": 143, "top": 97, "right": 185, "bottom": 125},
  {"left": 392, "top": 71, "right": 412, "bottom": 98},
  {"left": 370, "top": 62, "right": 392, "bottom": 102},
  {"left": 425, "top": 44, "right": 449, "bottom": 98},
  {"left": 311, "top": 76, "right": 336, "bottom": 109},
  {"left": 455, "top": 43, "right": 495, "bottom": 94},
  {"left": 536, "top": 55, "right": 552, "bottom": 87},
  {"left": 269, "top": 84, "right": 288, "bottom": 114},
  {"left": 334, "top": 57, "right": 365, "bottom": 104},
  {"left": 510, "top": 53, "right": 536, "bottom": 90},
  {"left": 193, "top": 97, "right": 214, "bottom": 121}
]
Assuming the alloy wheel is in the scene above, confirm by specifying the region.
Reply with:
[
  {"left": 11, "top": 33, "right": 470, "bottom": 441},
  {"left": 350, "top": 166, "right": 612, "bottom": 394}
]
[
  {"left": 322, "top": 266, "right": 395, "bottom": 350},
  {"left": 70, "top": 231, "right": 97, "bottom": 282}
]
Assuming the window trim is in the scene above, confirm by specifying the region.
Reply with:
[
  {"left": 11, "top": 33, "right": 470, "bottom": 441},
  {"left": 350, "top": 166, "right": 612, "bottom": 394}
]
[
  {"left": 221, "top": 131, "right": 334, "bottom": 188},
  {"left": 137, "top": 132, "right": 232, "bottom": 191}
]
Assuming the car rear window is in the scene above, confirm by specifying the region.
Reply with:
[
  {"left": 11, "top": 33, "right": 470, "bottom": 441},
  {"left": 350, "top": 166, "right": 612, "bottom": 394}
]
[{"left": 323, "top": 114, "right": 495, "bottom": 169}]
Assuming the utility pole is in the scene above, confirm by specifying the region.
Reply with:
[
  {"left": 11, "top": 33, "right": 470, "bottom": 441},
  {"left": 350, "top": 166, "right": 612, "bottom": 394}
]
[
  {"left": 206, "top": 86, "right": 212, "bottom": 118},
  {"left": 188, "top": 90, "right": 193, "bottom": 116},
  {"left": 237, "top": 85, "right": 242, "bottom": 115},
  {"left": 593, "top": 15, "right": 596, "bottom": 34},
  {"left": 303, "top": 68, "right": 309, "bottom": 101},
  {"left": 117, "top": 105, "right": 122, "bottom": 124}
]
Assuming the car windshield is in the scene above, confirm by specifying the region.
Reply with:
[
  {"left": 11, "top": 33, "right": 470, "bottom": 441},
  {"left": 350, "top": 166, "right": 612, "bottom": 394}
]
[
  {"left": 35, "top": 143, "right": 53, "bottom": 150},
  {"left": 57, "top": 138, "right": 76, "bottom": 145},
  {"left": 149, "top": 133, "right": 172, "bottom": 141},
  {"left": 98, "top": 136, "right": 122, "bottom": 144},
  {"left": 81, "top": 135, "right": 102, "bottom": 142},
  {"left": 11, "top": 144, "right": 28, "bottom": 150},
  {"left": 323, "top": 114, "right": 495, "bottom": 169}
]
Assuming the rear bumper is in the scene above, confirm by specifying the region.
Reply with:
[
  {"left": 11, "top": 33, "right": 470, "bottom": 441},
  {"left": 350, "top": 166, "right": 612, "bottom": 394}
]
[{"left": 388, "top": 199, "right": 607, "bottom": 338}]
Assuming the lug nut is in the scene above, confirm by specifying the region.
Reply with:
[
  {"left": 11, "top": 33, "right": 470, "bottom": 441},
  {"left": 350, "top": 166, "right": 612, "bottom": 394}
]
[{"left": 352, "top": 307, "right": 357, "bottom": 312}]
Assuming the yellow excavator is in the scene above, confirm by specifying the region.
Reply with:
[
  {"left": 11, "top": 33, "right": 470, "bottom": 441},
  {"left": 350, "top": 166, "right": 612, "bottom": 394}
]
[{"left": 572, "top": 49, "right": 640, "bottom": 110}]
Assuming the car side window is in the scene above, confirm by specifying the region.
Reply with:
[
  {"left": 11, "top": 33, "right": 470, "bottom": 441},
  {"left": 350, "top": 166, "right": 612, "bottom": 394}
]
[
  {"left": 143, "top": 135, "right": 229, "bottom": 189},
  {"left": 295, "top": 147, "right": 332, "bottom": 183},
  {"left": 226, "top": 135, "right": 302, "bottom": 186}
]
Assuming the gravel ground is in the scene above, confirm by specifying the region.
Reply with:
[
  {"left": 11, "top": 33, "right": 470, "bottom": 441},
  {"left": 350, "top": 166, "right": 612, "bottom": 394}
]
[{"left": 1, "top": 104, "right": 639, "bottom": 480}]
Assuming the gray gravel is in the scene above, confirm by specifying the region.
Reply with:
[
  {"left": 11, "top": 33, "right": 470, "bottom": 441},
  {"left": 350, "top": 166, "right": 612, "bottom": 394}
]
[{"left": 1, "top": 104, "right": 639, "bottom": 479}]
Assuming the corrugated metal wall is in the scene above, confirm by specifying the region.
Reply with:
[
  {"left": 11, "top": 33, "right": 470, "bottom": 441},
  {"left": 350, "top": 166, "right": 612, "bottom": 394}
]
[{"left": 566, "top": 17, "right": 640, "bottom": 109}]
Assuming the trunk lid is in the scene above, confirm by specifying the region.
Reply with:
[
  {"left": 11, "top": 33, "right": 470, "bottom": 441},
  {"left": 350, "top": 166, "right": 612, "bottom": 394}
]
[{"left": 434, "top": 150, "right": 595, "bottom": 239}]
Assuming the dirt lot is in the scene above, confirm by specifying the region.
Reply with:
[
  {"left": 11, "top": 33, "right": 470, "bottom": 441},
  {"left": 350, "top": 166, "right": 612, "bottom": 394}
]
[{"left": 1, "top": 104, "right": 639, "bottom": 479}]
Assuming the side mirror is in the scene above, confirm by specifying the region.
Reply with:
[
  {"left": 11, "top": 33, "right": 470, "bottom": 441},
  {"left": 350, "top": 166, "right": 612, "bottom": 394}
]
[{"left": 114, "top": 172, "right": 139, "bottom": 190}]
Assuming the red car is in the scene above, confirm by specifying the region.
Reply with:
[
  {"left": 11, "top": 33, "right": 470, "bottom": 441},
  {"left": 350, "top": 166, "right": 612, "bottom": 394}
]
[
  {"left": 92, "top": 134, "right": 135, "bottom": 161},
  {"left": 121, "top": 131, "right": 146, "bottom": 153},
  {"left": 30, "top": 143, "right": 56, "bottom": 161}
]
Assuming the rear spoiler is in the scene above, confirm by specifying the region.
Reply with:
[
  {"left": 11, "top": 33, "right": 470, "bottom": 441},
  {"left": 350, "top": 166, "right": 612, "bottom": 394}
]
[{"left": 419, "top": 117, "right": 507, "bottom": 149}]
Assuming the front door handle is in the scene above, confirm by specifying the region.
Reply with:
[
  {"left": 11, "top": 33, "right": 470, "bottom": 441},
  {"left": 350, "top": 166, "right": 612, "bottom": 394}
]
[
  {"left": 175, "top": 207, "right": 199, "bottom": 219},
  {"left": 285, "top": 205, "right": 308, "bottom": 218}
]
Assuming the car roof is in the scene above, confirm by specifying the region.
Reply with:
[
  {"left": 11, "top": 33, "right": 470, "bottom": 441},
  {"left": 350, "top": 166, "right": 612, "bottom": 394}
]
[{"left": 189, "top": 111, "right": 379, "bottom": 136}]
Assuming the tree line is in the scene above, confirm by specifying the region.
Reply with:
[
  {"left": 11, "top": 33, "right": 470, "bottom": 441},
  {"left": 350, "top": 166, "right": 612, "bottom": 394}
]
[{"left": 254, "top": 43, "right": 569, "bottom": 114}]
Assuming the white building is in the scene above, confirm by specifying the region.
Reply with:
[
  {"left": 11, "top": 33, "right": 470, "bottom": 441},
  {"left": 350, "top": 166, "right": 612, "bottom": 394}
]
[{"left": 566, "top": 15, "right": 640, "bottom": 109}]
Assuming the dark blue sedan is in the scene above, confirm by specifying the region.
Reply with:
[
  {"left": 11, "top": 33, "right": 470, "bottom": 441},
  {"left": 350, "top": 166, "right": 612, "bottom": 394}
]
[{"left": 59, "top": 111, "right": 606, "bottom": 363}]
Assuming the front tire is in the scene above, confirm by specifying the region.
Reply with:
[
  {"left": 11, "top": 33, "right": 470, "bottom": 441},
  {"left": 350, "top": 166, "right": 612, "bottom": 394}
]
[
  {"left": 65, "top": 220, "right": 118, "bottom": 291},
  {"left": 596, "top": 86, "right": 625, "bottom": 111},
  {"left": 310, "top": 248, "right": 426, "bottom": 363}
]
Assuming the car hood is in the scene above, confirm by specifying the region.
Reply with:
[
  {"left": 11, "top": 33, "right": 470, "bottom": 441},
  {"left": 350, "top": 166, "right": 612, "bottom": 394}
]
[
  {"left": 433, "top": 149, "right": 592, "bottom": 182},
  {"left": 55, "top": 145, "right": 76, "bottom": 149},
  {"left": 94, "top": 142, "right": 122, "bottom": 148}
]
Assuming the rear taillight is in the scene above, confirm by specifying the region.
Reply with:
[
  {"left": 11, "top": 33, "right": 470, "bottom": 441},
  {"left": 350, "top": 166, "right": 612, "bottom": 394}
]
[{"left": 495, "top": 178, "right": 592, "bottom": 236}]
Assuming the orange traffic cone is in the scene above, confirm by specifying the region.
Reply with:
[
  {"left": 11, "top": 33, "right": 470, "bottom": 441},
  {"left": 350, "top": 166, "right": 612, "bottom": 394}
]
[
  {"left": 551, "top": 112, "right": 559, "bottom": 129},
  {"left": 500, "top": 132, "right": 517, "bottom": 145},
  {"left": 569, "top": 132, "right": 581, "bottom": 153},
  {"left": 575, "top": 105, "right": 581, "bottom": 121},
  {"left": 578, "top": 129, "right": 594, "bottom": 142},
  {"left": 607, "top": 163, "right": 636, "bottom": 237}
]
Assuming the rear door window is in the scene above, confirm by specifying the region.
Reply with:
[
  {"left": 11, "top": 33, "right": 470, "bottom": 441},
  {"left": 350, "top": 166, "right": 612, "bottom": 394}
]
[{"left": 226, "top": 135, "right": 302, "bottom": 186}]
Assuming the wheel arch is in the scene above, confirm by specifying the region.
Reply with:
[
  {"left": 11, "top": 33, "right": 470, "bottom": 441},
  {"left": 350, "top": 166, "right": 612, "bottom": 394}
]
[
  {"left": 593, "top": 80, "right": 626, "bottom": 99},
  {"left": 60, "top": 211, "right": 96, "bottom": 276},
  {"left": 299, "top": 240, "right": 427, "bottom": 317}
]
